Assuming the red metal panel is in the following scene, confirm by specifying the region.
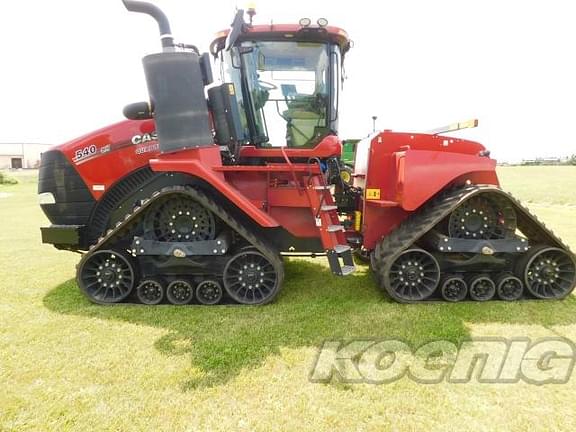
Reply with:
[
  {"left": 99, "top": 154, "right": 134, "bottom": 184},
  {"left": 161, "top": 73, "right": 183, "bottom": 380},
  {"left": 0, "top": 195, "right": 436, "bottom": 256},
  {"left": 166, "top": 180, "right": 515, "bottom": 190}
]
[
  {"left": 268, "top": 188, "right": 311, "bottom": 207},
  {"left": 362, "top": 206, "right": 409, "bottom": 250},
  {"left": 150, "top": 147, "right": 279, "bottom": 228},
  {"left": 270, "top": 207, "right": 319, "bottom": 238},
  {"left": 239, "top": 135, "right": 342, "bottom": 159},
  {"left": 214, "top": 164, "right": 322, "bottom": 173},
  {"left": 210, "top": 25, "right": 351, "bottom": 55},
  {"left": 399, "top": 150, "right": 497, "bottom": 210},
  {"left": 224, "top": 171, "right": 268, "bottom": 205},
  {"left": 52, "top": 119, "right": 160, "bottom": 200},
  {"left": 363, "top": 131, "right": 498, "bottom": 205},
  {"left": 373, "top": 131, "right": 488, "bottom": 155},
  {"left": 362, "top": 131, "right": 500, "bottom": 249}
]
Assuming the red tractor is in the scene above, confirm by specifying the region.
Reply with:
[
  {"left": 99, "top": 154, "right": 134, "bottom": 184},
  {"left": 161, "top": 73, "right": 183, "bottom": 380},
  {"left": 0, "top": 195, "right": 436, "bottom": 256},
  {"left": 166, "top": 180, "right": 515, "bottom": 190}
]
[{"left": 39, "top": 0, "right": 575, "bottom": 305}]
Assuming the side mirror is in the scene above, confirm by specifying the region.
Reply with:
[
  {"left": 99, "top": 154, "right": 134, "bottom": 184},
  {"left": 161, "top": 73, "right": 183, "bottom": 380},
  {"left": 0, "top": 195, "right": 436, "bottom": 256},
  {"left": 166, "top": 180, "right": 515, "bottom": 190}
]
[
  {"left": 226, "top": 9, "right": 247, "bottom": 51},
  {"left": 123, "top": 101, "right": 154, "bottom": 120}
]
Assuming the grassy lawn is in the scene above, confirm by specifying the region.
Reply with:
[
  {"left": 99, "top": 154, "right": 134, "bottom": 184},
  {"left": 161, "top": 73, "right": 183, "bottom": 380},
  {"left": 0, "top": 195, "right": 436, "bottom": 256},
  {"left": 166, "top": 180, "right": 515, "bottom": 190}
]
[{"left": 1, "top": 166, "right": 576, "bottom": 431}]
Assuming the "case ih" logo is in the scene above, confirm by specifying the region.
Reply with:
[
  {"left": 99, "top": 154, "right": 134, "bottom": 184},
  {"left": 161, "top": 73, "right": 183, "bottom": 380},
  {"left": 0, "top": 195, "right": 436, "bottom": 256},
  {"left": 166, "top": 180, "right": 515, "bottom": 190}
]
[{"left": 131, "top": 131, "right": 158, "bottom": 145}]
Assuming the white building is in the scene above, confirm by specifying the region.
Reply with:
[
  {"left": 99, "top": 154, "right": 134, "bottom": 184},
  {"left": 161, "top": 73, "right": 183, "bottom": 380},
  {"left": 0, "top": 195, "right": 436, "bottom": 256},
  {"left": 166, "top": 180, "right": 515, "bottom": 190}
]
[{"left": 0, "top": 143, "right": 54, "bottom": 169}]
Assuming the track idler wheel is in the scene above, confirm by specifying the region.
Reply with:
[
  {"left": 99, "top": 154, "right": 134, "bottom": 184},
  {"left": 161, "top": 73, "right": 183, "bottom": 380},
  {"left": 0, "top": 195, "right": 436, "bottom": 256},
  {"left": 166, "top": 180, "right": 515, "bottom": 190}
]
[
  {"left": 440, "top": 275, "right": 468, "bottom": 302},
  {"left": 136, "top": 279, "right": 165, "bottom": 305},
  {"left": 448, "top": 194, "right": 516, "bottom": 240},
  {"left": 196, "top": 280, "right": 223, "bottom": 305},
  {"left": 495, "top": 273, "right": 523, "bottom": 301},
  {"left": 166, "top": 280, "right": 194, "bottom": 305},
  {"left": 468, "top": 274, "right": 496, "bottom": 301},
  {"left": 144, "top": 195, "right": 216, "bottom": 242},
  {"left": 519, "top": 246, "right": 576, "bottom": 299},
  {"left": 223, "top": 250, "right": 283, "bottom": 305},
  {"left": 383, "top": 248, "right": 440, "bottom": 302},
  {"left": 78, "top": 249, "right": 135, "bottom": 303}
]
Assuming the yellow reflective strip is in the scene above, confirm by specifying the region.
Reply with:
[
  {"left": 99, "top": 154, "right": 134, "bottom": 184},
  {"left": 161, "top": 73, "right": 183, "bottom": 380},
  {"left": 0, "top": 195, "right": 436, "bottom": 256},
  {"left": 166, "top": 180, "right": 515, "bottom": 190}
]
[{"left": 354, "top": 211, "right": 362, "bottom": 231}]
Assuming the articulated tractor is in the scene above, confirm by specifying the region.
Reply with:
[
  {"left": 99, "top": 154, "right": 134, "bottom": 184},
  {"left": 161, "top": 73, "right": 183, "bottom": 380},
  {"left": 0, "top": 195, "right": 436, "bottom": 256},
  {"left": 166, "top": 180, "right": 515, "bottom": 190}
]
[{"left": 39, "top": 0, "right": 576, "bottom": 305}]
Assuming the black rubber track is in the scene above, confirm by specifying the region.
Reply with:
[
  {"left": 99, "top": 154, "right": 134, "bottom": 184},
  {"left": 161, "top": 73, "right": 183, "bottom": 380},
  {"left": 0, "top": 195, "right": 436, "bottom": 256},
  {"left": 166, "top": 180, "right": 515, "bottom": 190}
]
[
  {"left": 76, "top": 185, "right": 284, "bottom": 305},
  {"left": 372, "top": 184, "right": 576, "bottom": 303}
]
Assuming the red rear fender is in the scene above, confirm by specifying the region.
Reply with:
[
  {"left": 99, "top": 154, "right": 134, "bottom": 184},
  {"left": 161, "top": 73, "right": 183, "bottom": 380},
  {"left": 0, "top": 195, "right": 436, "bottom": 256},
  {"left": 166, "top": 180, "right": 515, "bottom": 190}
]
[
  {"left": 396, "top": 150, "right": 498, "bottom": 210},
  {"left": 361, "top": 131, "right": 499, "bottom": 249}
]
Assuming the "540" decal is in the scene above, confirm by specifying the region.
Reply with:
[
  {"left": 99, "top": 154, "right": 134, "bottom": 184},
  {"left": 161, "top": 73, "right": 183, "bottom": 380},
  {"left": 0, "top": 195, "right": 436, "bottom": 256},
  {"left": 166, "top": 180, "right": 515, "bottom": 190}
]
[{"left": 73, "top": 145, "right": 97, "bottom": 163}]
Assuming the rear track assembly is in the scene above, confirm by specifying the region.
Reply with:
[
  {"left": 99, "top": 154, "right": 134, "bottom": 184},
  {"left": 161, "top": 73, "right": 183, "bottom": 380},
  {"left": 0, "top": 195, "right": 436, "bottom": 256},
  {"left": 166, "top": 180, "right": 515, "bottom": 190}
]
[{"left": 372, "top": 185, "right": 576, "bottom": 303}]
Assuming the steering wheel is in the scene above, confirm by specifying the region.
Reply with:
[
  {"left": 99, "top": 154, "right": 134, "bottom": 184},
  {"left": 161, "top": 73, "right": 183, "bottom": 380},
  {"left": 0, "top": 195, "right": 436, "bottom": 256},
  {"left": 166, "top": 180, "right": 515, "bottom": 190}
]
[{"left": 257, "top": 80, "right": 278, "bottom": 91}]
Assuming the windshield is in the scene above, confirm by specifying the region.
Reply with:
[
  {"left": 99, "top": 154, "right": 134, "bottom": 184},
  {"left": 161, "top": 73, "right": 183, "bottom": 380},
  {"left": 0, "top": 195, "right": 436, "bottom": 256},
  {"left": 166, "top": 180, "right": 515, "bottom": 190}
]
[{"left": 223, "top": 41, "right": 334, "bottom": 147}]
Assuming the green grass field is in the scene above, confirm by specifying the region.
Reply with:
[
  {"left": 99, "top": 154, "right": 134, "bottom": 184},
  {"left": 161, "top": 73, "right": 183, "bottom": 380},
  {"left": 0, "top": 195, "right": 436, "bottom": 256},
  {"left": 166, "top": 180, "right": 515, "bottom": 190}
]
[{"left": 1, "top": 167, "right": 576, "bottom": 431}]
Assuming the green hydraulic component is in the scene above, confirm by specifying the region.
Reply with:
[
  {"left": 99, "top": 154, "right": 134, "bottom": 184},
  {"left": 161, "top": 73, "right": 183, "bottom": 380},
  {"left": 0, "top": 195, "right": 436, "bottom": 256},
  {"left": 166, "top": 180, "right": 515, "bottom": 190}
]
[{"left": 341, "top": 139, "right": 359, "bottom": 166}]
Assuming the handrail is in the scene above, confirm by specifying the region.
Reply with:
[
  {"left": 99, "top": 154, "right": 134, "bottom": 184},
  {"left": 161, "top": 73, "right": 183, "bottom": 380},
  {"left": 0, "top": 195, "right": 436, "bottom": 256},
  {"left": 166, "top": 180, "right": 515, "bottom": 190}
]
[
  {"left": 280, "top": 146, "right": 302, "bottom": 194},
  {"left": 307, "top": 157, "right": 330, "bottom": 219}
]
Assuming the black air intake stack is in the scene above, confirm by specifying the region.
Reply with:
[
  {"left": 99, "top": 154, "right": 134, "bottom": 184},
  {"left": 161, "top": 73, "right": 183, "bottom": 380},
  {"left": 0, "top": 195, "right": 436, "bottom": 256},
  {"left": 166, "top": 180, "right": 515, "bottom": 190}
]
[{"left": 122, "top": 0, "right": 214, "bottom": 153}]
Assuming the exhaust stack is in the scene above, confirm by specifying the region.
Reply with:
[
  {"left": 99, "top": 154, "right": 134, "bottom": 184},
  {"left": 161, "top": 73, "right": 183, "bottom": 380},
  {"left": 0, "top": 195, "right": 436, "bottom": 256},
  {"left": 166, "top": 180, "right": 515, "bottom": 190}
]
[{"left": 122, "top": 0, "right": 174, "bottom": 51}]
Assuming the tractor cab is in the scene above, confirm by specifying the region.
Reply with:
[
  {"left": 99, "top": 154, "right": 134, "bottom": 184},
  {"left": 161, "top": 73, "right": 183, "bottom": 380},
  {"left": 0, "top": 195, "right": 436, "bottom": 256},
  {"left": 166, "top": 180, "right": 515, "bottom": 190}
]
[{"left": 210, "top": 16, "right": 351, "bottom": 151}]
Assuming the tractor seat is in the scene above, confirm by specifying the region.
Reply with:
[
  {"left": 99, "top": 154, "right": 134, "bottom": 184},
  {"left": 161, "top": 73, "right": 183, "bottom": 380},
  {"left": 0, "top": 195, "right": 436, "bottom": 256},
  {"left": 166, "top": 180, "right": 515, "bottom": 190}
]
[
  {"left": 284, "top": 109, "right": 325, "bottom": 148},
  {"left": 283, "top": 95, "right": 327, "bottom": 147}
]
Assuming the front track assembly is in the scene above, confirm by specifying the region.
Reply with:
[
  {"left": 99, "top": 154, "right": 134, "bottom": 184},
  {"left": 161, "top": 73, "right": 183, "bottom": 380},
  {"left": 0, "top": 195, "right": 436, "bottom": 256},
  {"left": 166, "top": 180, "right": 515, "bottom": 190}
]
[
  {"left": 76, "top": 186, "right": 284, "bottom": 306},
  {"left": 372, "top": 185, "right": 576, "bottom": 303}
]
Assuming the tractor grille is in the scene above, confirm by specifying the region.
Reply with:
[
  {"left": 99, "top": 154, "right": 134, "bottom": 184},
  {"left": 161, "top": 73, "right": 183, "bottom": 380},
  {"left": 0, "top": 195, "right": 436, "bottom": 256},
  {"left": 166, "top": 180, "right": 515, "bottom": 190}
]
[{"left": 38, "top": 150, "right": 95, "bottom": 225}]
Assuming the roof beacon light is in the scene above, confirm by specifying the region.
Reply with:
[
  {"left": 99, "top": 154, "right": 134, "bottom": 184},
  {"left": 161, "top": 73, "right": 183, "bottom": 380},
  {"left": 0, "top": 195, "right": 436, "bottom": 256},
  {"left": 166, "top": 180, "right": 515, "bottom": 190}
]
[
  {"left": 299, "top": 17, "right": 312, "bottom": 27},
  {"left": 317, "top": 18, "right": 328, "bottom": 27},
  {"left": 246, "top": 2, "right": 256, "bottom": 25}
]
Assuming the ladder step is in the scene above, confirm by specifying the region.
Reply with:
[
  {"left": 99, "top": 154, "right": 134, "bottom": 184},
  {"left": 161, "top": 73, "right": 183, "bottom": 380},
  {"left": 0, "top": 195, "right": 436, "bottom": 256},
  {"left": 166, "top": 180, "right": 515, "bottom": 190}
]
[
  {"left": 347, "top": 236, "right": 362, "bottom": 245},
  {"left": 340, "top": 265, "right": 356, "bottom": 276},
  {"left": 326, "top": 250, "right": 356, "bottom": 276},
  {"left": 327, "top": 225, "right": 345, "bottom": 232},
  {"left": 321, "top": 205, "right": 338, "bottom": 212},
  {"left": 334, "top": 244, "right": 351, "bottom": 254}
]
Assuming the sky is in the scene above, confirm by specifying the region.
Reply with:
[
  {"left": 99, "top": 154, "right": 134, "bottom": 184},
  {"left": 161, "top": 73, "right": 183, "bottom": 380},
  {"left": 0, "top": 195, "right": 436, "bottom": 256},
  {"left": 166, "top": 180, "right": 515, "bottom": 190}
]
[{"left": 2, "top": 0, "right": 576, "bottom": 162}]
